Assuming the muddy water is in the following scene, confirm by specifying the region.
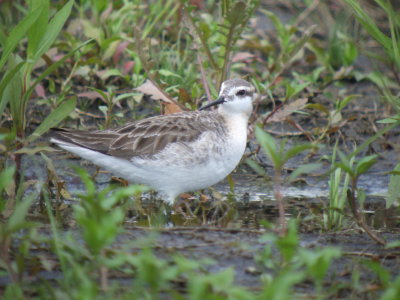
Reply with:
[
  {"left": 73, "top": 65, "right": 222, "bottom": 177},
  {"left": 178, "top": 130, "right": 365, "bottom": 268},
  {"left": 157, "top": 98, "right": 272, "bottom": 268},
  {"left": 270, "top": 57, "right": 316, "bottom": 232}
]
[
  {"left": 22, "top": 153, "right": 399, "bottom": 231},
  {"left": 1, "top": 154, "right": 397, "bottom": 296}
]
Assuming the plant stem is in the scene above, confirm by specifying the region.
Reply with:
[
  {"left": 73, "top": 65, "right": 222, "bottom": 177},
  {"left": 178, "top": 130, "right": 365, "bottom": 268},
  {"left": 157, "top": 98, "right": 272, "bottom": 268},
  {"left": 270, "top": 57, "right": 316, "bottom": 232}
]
[
  {"left": 347, "top": 179, "right": 386, "bottom": 245},
  {"left": 0, "top": 237, "right": 18, "bottom": 283},
  {"left": 100, "top": 264, "right": 108, "bottom": 291},
  {"left": 274, "top": 167, "right": 286, "bottom": 235}
]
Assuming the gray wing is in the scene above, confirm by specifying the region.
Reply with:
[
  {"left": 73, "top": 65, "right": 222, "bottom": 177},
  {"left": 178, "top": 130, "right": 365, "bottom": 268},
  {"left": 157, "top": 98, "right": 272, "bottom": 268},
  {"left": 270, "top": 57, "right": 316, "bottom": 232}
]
[{"left": 51, "top": 111, "right": 226, "bottom": 159}]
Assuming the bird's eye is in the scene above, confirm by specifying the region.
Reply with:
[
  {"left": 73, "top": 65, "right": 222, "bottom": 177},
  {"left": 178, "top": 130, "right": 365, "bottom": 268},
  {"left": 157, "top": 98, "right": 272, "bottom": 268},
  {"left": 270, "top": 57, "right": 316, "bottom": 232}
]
[{"left": 236, "top": 90, "right": 246, "bottom": 96}]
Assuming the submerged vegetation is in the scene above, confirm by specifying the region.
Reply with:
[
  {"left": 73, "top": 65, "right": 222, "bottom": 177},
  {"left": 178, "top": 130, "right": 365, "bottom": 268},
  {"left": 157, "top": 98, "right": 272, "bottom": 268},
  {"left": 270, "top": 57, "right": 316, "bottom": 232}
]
[{"left": 0, "top": 0, "right": 399, "bottom": 299}]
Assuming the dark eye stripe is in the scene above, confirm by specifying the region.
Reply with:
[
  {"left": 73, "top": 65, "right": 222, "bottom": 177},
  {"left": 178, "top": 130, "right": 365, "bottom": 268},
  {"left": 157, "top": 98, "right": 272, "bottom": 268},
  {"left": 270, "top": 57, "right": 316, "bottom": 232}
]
[{"left": 236, "top": 90, "right": 246, "bottom": 96}]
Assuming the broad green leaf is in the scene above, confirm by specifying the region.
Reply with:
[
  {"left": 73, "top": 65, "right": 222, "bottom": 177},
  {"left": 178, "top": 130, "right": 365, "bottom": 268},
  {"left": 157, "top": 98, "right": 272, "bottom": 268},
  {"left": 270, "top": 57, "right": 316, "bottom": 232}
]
[
  {"left": 261, "top": 271, "right": 304, "bottom": 300},
  {"left": 276, "top": 221, "right": 299, "bottom": 262},
  {"left": 337, "top": 94, "right": 358, "bottom": 112},
  {"left": 343, "top": 41, "right": 358, "bottom": 65},
  {"left": 385, "top": 240, "right": 400, "bottom": 249},
  {"left": 88, "top": 87, "right": 109, "bottom": 102},
  {"left": 32, "top": 0, "right": 74, "bottom": 61},
  {"left": 283, "top": 143, "right": 316, "bottom": 162},
  {"left": 387, "top": 164, "right": 400, "bottom": 208},
  {"left": 0, "top": 166, "right": 15, "bottom": 194},
  {"left": 342, "top": 0, "right": 391, "bottom": 51},
  {"left": 337, "top": 150, "right": 351, "bottom": 169},
  {"left": 3, "top": 56, "right": 24, "bottom": 132},
  {"left": 335, "top": 162, "right": 354, "bottom": 178},
  {"left": 245, "top": 158, "right": 267, "bottom": 176},
  {"left": 14, "top": 146, "right": 54, "bottom": 155},
  {"left": 0, "top": 61, "right": 24, "bottom": 117},
  {"left": 6, "top": 196, "right": 35, "bottom": 233},
  {"left": 300, "top": 247, "right": 341, "bottom": 281},
  {"left": 352, "top": 122, "right": 399, "bottom": 157},
  {"left": 255, "top": 126, "right": 280, "bottom": 166},
  {"left": 0, "top": 6, "right": 43, "bottom": 70},
  {"left": 377, "top": 116, "right": 400, "bottom": 124},
  {"left": 158, "top": 69, "right": 182, "bottom": 79},
  {"left": 27, "top": 0, "right": 49, "bottom": 59},
  {"left": 355, "top": 154, "right": 377, "bottom": 175},
  {"left": 285, "top": 82, "right": 310, "bottom": 100},
  {"left": 103, "top": 185, "right": 148, "bottom": 209},
  {"left": 0, "top": 166, "right": 15, "bottom": 212},
  {"left": 288, "top": 163, "right": 322, "bottom": 183},
  {"left": 28, "top": 97, "right": 76, "bottom": 142}
]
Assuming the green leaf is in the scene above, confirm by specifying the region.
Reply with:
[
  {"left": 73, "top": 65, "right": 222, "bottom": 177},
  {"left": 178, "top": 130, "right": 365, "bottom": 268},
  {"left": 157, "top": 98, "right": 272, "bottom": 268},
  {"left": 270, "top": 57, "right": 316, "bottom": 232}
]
[
  {"left": 0, "top": 61, "right": 24, "bottom": 118},
  {"left": 288, "top": 163, "right": 322, "bottom": 183},
  {"left": 385, "top": 240, "right": 400, "bottom": 249},
  {"left": 335, "top": 162, "right": 354, "bottom": 178},
  {"left": 342, "top": 0, "right": 391, "bottom": 51},
  {"left": 261, "top": 270, "right": 303, "bottom": 300},
  {"left": 300, "top": 247, "right": 341, "bottom": 282},
  {"left": 24, "top": 39, "right": 94, "bottom": 102},
  {"left": 28, "top": 97, "right": 76, "bottom": 142},
  {"left": 343, "top": 41, "right": 358, "bottom": 65},
  {"left": 32, "top": 0, "right": 74, "bottom": 62},
  {"left": 226, "top": 2, "right": 247, "bottom": 24},
  {"left": 337, "top": 94, "right": 358, "bottom": 112},
  {"left": 387, "top": 164, "right": 400, "bottom": 208},
  {"left": 352, "top": 122, "right": 399, "bottom": 157},
  {"left": 0, "top": 167, "right": 15, "bottom": 211},
  {"left": 27, "top": 0, "right": 49, "bottom": 60},
  {"left": 255, "top": 126, "right": 280, "bottom": 166},
  {"left": 355, "top": 154, "right": 377, "bottom": 175},
  {"left": 285, "top": 82, "right": 310, "bottom": 100},
  {"left": 283, "top": 143, "right": 316, "bottom": 163},
  {"left": 6, "top": 196, "right": 35, "bottom": 233},
  {"left": 158, "top": 69, "right": 182, "bottom": 79},
  {"left": 377, "top": 116, "right": 400, "bottom": 124},
  {"left": 0, "top": 6, "right": 43, "bottom": 70},
  {"left": 245, "top": 158, "right": 267, "bottom": 176},
  {"left": 276, "top": 220, "right": 299, "bottom": 262},
  {"left": 336, "top": 150, "right": 353, "bottom": 171}
]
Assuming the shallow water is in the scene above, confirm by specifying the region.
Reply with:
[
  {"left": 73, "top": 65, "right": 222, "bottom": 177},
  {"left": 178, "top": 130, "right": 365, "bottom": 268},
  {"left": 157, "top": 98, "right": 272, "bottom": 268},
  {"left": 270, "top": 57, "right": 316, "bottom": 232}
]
[{"left": 22, "top": 153, "right": 399, "bottom": 231}]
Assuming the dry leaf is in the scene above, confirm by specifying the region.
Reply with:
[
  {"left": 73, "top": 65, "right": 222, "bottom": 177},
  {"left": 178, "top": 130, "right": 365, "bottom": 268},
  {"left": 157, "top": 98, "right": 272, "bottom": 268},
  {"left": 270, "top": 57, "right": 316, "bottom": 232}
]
[
  {"left": 269, "top": 98, "right": 308, "bottom": 123},
  {"left": 232, "top": 52, "right": 255, "bottom": 63},
  {"left": 113, "top": 41, "right": 129, "bottom": 64},
  {"left": 123, "top": 61, "right": 135, "bottom": 75},
  {"left": 136, "top": 80, "right": 182, "bottom": 114},
  {"left": 35, "top": 84, "right": 46, "bottom": 98},
  {"left": 77, "top": 91, "right": 104, "bottom": 100},
  {"left": 163, "top": 102, "right": 183, "bottom": 114}
]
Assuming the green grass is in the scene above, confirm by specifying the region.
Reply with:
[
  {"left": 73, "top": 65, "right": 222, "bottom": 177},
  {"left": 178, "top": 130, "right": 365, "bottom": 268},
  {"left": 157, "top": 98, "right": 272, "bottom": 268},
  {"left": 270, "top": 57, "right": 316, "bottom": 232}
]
[{"left": 0, "top": 0, "right": 399, "bottom": 298}]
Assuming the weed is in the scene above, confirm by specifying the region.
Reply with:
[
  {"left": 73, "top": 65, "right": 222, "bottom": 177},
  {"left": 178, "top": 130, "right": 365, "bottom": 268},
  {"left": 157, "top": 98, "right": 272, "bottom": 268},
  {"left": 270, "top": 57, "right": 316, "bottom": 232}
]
[
  {"left": 324, "top": 141, "right": 351, "bottom": 230},
  {"left": 343, "top": 0, "right": 400, "bottom": 112},
  {"left": 247, "top": 126, "right": 320, "bottom": 233}
]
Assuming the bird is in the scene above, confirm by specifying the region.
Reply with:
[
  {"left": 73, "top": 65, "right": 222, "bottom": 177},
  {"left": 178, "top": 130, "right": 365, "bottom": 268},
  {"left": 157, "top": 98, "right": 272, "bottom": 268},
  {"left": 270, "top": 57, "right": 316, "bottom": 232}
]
[{"left": 50, "top": 79, "right": 255, "bottom": 204}]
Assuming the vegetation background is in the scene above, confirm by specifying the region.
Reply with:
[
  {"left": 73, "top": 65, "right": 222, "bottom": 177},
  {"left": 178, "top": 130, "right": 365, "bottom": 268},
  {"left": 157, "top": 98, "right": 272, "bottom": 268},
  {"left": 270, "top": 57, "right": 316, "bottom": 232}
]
[{"left": 0, "top": 0, "right": 399, "bottom": 299}]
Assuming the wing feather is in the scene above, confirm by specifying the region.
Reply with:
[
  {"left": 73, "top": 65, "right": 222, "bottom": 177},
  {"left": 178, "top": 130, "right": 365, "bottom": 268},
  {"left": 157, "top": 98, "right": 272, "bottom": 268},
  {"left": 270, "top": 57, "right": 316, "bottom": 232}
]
[{"left": 51, "top": 111, "right": 227, "bottom": 159}]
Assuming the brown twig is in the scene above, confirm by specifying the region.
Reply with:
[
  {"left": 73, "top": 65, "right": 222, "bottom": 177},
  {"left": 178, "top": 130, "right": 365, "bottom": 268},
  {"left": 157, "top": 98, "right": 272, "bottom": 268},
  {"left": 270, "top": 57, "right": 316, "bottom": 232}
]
[
  {"left": 197, "top": 49, "right": 212, "bottom": 102},
  {"left": 347, "top": 182, "right": 386, "bottom": 246},
  {"left": 292, "top": 0, "right": 320, "bottom": 28},
  {"left": 100, "top": 264, "right": 108, "bottom": 291},
  {"left": 274, "top": 168, "right": 286, "bottom": 235}
]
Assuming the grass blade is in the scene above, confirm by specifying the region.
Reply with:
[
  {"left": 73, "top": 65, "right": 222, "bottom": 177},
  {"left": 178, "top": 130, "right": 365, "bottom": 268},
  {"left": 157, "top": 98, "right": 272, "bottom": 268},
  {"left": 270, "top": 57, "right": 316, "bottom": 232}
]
[
  {"left": 0, "top": 61, "right": 24, "bottom": 117},
  {"left": 32, "top": 0, "right": 74, "bottom": 61},
  {"left": 24, "top": 39, "right": 94, "bottom": 102},
  {"left": 28, "top": 97, "right": 76, "bottom": 142},
  {"left": 0, "top": 6, "right": 43, "bottom": 70}
]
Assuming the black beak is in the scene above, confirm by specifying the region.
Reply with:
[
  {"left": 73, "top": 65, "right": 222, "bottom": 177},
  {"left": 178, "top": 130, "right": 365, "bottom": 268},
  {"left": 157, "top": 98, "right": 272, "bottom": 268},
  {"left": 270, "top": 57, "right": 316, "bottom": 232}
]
[{"left": 199, "top": 96, "right": 225, "bottom": 111}]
